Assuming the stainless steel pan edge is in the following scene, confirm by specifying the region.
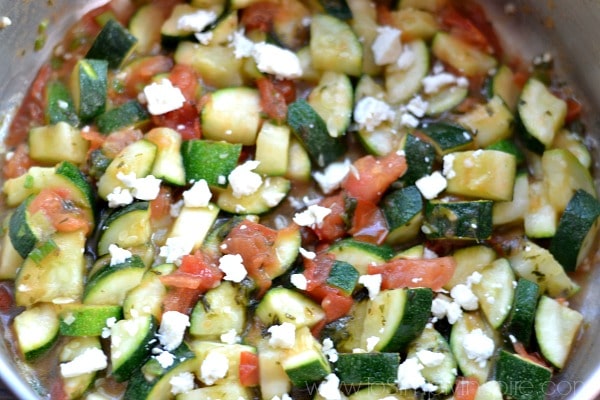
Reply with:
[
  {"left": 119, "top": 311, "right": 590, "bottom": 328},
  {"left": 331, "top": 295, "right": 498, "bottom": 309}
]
[{"left": 1, "top": 1, "right": 600, "bottom": 399}]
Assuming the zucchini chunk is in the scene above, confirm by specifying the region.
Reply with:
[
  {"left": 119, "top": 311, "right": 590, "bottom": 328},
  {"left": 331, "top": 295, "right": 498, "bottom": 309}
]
[
  {"left": 28, "top": 122, "right": 89, "bottom": 165},
  {"left": 59, "top": 304, "right": 123, "bottom": 336},
  {"left": 423, "top": 200, "right": 493, "bottom": 241},
  {"left": 45, "top": 81, "right": 79, "bottom": 126},
  {"left": 503, "top": 278, "right": 540, "bottom": 347},
  {"left": 431, "top": 32, "right": 497, "bottom": 77},
  {"left": 86, "top": 19, "right": 138, "bottom": 68},
  {"left": 83, "top": 255, "right": 147, "bottom": 306},
  {"left": 13, "top": 303, "right": 60, "bottom": 361},
  {"left": 381, "top": 185, "right": 424, "bottom": 245},
  {"left": 471, "top": 258, "right": 515, "bottom": 329},
  {"left": 111, "top": 315, "right": 158, "bottom": 382},
  {"left": 307, "top": 71, "right": 354, "bottom": 138},
  {"left": 97, "top": 201, "right": 152, "bottom": 255},
  {"left": 95, "top": 100, "right": 149, "bottom": 134},
  {"left": 495, "top": 350, "right": 552, "bottom": 400},
  {"left": 280, "top": 326, "right": 331, "bottom": 386},
  {"left": 327, "top": 238, "right": 394, "bottom": 275},
  {"left": 70, "top": 58, "right": 108, "bottom": 122},
  {"left": 256, "top": 287, "right": 325, "bottom": 329},
  {"left": 181, "top": 139, "right": 242, "bottom": 188},
  {"left": 59, "top": 337, "right": 103, "bottom": 399},
  {"left": 334, "top": 353, "right": 400, "bottom": 386},
  {"left": 310, "top": 14, "right": 362, "bottom": 77}
]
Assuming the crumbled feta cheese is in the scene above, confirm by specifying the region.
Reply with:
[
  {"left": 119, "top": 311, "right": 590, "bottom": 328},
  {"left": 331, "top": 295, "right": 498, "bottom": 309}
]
[
  {"left": 220, "top": 328, "right": 241, "bottom": 344},
  {"left": 252, "top": 42, "right": 303, "bottom": 79},
  {"left": 400, "top": 112, "right": 420, "bottom": 128},
  {"left": 60, "top": 348, "right": 108, "bottom": 378},
  {"left": 57, "top": 99, "right": 69, "bottom": 110},
  {"left": 451, "top": 284, "right": 479, "bottom": 311},
  {"left": 108, "top": 244, "right": 132, "bottom": 266},
  {"left": 170, "top": 371, "right": 195, "bottom": 395},
  {"left": 293, "top": 204, "right": 332, "bottom": 228},
  {"left": 322, "top": 338, "right": 339, "bottom": 363},
  {"left": 366, "top": 336, "right": 380, "bottom": 352},
  {"left": 177, "top": 10, "right": 217, "bottom": 32},
  {"left": 318, "top": 374, "right": 342, "bottom": 400},
  {"left": 313, "top": 159, "right": 351, "bottom": 194},
  {"left": 130, "top": 175, "right": 162, "bottom": 201},
  {"left": 0, "top": 16, "right": 11, "bottom": 29},
  {"left": 422, "top": 72, "right": 457, "bottom": 94},
  {"left": 442, "top": 153, "right": 456, "bottom": 179},
  {"left": 158, "top": 311, "right": 190, "bottom": 351},
  {"left": 291, "top": 273, "right": 308, "bottom": 290},
  {"left": 155, "top": 350, "right": 176, "bottom": 368},
  {"left": 415, "top": 171, "right": 447, "bottom": 200},
  {"left": 462, "top": 328, "right": 495, "bottom": 368},
  {"left": 353, "top": 96, "right": 395, "bottom": 132},
  {"left": 396, "top": 357, "right": 426, "bottom": 390},
  {"left": 271, "top": 395, "right": 293, "bottom": 400},
  {"left": 299, "top": 248, "right": 316, "bottom": 260},
  {"left": 268, "top": 322, "right": 296, "bottom": 349},
  {"left": 183, "top": 179, "right": 212, "bottom": 207},
  {"left": 107, "top": 187, "right": 134, "bottom": 208},
  {"left": 228, "top": 160, "right": 263, "bottom": 198},
  {"left": 466, "top": 271, "right": 483, "bottom": 286},
  {"left": 229, "top": 30, "right": 255, "bottom": 58},
  {"left": 195, "top": 31, "right": 213, "bottom": 45},
  {"left": 406, "top": 96, "right": 429, "bottom": 118},
  {"left": 218, "top": 253, "right": 247, "bottom": 283},
  {"left": 143, "top": 79, "right": 186, "bottom": 115},
  {"left": 416, "top": 349, "right": 445, "bottom": 367},
  {"left": 431, "top": 296, "right": 463, "bottom": 324},
  {"left": 159, "top": 236, "right": 195, "bottom": 263},
  {"left": 371, "top": 26, "right": 402, "bottom": 66},
  {"left": 396, "top": 45, "right": 415, "bottom": 69},
  {"left": 263, "top": 187, "right": 287, "bottom": 207},
  {"left": 358, "top": 274, "right": 382, "bottom": 300},
  {"left": 200, "top": 350, "right": 230, "bottom": 385}
]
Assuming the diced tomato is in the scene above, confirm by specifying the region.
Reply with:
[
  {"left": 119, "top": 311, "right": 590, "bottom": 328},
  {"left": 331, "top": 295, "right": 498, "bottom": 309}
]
[
  {"left": 513, "top": 341, "right": 550, "bottom": 368},
  {"left": 342, "top": 151, "right": 407, "bottom": 204},
  {"left": 168, "top": 64, "right": 199, "bottom": 101},
  {"left": 28, "top": 188, "right": 92, "bottom": 234},
  {"left": 162, "top": 286, "right": 200, "bottom": 315},
  {"left": 122, "top": 55, "right": 174, "bottom": 98},
  {"left": 240, "top": 2, "right": 279, "bottom": 32},
  {"left": 270, "top": 79, "right": 296, "bottom": 104},
  {"left": 221, "top": 220, "right": 280, "bottom": 296},
  {"left": 368, "top": 256, "right": 456, "bottom": 291},
  {"left": 454, "top": 376, "right": 479, "bottom": 400},
  {"left": 375, "top": 3, "right": 394, "bottom": 26},
  {"left": 312, "top": 193, "right": 348, "bottom": 243},
  {"left": 256, "top": 77, "right": 288, "bottom": 123},
  {"left": 7, "top": 64, "right": 52, "bottom": 147},
  {"left": 80, "top": 128, "right": 106, "bottom": 160},
  {"left": 150, "top": 186, "right": 173, "bottom": 226},
  {"left": 2, "top": 144, "right": 34, "bottom": 179},
  {"left": 49, "top": 379, "right": 69, "bottom": 400},
  {"left": 239, "top": 351, "right": 260, "bottom": 387},
  {"left": 565, "top": 97, "right": 582, "bottom": 123},
  {"left": 348, "top": 200, "right": 389, "bottom": 245},
  {"left": 151, "top": 101, "right": 201, "bottom": 140},
  {"left": 102, "top": 129, "right": 143, "bottom": 158},
  {"left": 0, "top": 285, "right": 12, "bottom": 313}
]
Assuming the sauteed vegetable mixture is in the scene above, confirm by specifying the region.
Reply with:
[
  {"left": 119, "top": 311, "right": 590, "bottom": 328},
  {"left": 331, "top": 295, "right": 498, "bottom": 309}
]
[{"left": 0, "top": 0, "right": 596, "bottom": 399}]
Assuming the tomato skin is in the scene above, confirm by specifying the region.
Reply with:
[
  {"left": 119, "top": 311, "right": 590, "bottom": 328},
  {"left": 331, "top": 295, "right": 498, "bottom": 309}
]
[
  {"left": 256, "top": 77, "right": 288, "bottom": 123},
  {"left": 150, "top": 186, "right": 173, "bottom": 223},
  {"left": 239, "top": 351, "right": 260, "bottom": 387},
  {"left": 454, "top": 376, "right": 479, "bottom": 400},
  {"left": 122, "top": 55, "right": 174, "bottom": 98},
  {"left": 28, "top": 188, "right": 92, "bottom": 234},
  {"left": 312, "top": 193, "right": 348, "bottom": 243},
  {"left": 368, "top": 256, "right": 456, "bottom": 291},
  {"left": 168, "top": 64, "right": 199, "bottom": 101},
  {"left": 565, "top": 97, "right": 582, "bottom": 123},
  {"left": 2, "top": 144, "right": 34, "bottom": 179},
  {"left": 240, "top": 2, "right": 279, "bottom": 32},
  {"left": 342, "top": 152, "right": 407, "bottom": 204},
  {"left": 151, "top": 101, "right": 201, "bottom": 140},
  {"left": 102, "top": 129, "right": 143, "bottom": 158},
  {"left": 348, "top": 200, "right": 389, "bottom": 245},
  {"left": 0, "top": 285, "right": 12, "bottom": 313}
]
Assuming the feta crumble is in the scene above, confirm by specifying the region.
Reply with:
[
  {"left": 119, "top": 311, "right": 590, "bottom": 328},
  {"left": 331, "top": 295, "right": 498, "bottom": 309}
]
[
  {"left": 218, "top": 253, "right": 248, "bottom": 283},
  {"left": 200, "top": 350, "right": 230, "bottom": 385},
  {"left": 366, "top": 336, "right": 380, "bottom": 352},
  {"left": 371, "top": 26, "right": 402, "bottom": 66},
  {"left": 158, "top": 311, "right": 190, "bottom": 351},
  {"left": 143, "top": 79, "right": 186, "bottom": 115},
  {"left": 415, "top": 171, "right": 447, "bottom": 200},
  {"left": 107, "top": 187, "right": 134, "bottom": 208},
  {"left": 353, "top": 96, "right": 395, "bottom": 132},
  {"left": 313, "top": 159, "right": 351, "bottom": 194},
  {"left": 290, "top": 273, "right": 308, "bottom": 290},
  {"left": 358, "top": 274, "right": 382, "bottom": 300},
  {"left": 318, "top": 374, "right": 342, "bottom": 400},
  {"left": 0, "top": 16, "right": 11, "bottom": 29},
  {"left": 450, "top": 284, "right": 479, "bottom": 311},
  {"left": 462, "top": 328, "right": 495, "bottom": 367},
  {"left": 299, "top": 247, "right": 316, "bottom": 260},
  {"left": 442, "top": 153, "right": 456, "bottom": 179},
  {"left": 169, "top": 371, "right": 195, "bottom": 395},
  {"left": 159, "top": 236, "right": 195, "bottom": 263},
  {"left": 195, "top": 31, "right": 213, "bottom": 45},
  {"left": 108, "top": 244, "right": 132, "bottom": 266},
  {"left": 220, "top": 328, "right": 241, "bottom": 344},
  {"left": 322, "top": 338, "right": 339, "bottom": 363},
  {"left": 431, "top": 296, "right": 463, "bottom": 324},
  {"left": 155, "top": 350, "right": 176, "bottom": 368},
  {"left": 293, "top": 204, "right": 332, "bottom": 228},
  {"left": 228, "top": 160, "right": 263, "bottom": 198},
  {"left": 416, "top": 349, "right": 445, "bottom": 367},
  {"left": 177, "top": 10, "right": 217, "bottom": 32},
  {"left": 252, "top": 42, "right": 303, "bottom": 79},
  {"left": 60, "top": 348, "right": 108, "bottom": 378},
  {"left": 183, "top": 179, "right": 212, "bottom": 207},
  {"left": 396, "top": 357, "right": 426, "bottom": 390},
  {"left": 268, "top": 322, "right": 296, "bottom": 349},
  {"left": 229, "top": 30, "right": 255, "bottom": 58}
]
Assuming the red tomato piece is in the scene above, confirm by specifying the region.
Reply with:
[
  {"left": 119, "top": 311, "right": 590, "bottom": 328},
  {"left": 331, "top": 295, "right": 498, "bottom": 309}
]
[
  {"left": 270, "top": 78, "right": 296, "bottom": 104},
  {"left": 256, "top": 77, "right": 288, "bottom": 123},
  {"left": 168, "top": 64, "right": 199, "bottom": 101},
  {"left": 162, "top": 286, "right": 200, "bottom": 315},
  {"left": 28, "top": 188, "right": 91, "bottom": 234},
  {"left": 102, "top": 129, "right": 143, "bottom": 159},
  {"left": 0, "top": 285, "right": 12, "bottom": 313},
  {"left": 368, "top": 256, "right": 456, "bottom": 291},
  {"left": 454, "top": 376, "right": 479, "bottom": 400},
  {"left": 239, "top": 351, "right": 260, "bottom": 387},
  {"left": 342, "top": 151, "right": 407, "bottom": 204},
  {"left": 151, "top": 101, "right": 201, "bottom": 140},
  {"left": 312, "top": 193, "right": 348, "bottom": 243},
  {"left": 122, "top": 55, "right": 173, "bottom": 98},
  {"left": 348, "top": 200, "right": 389, "bottom": 245},
  {"left": 2, "top": 143, "right": 34, "bottom": 179},
  {"left": 240, "top": 2, "right": 279, "bottom": 32},
  {"left": 150, "top": 186, "right": 173, "bottom": 223}
]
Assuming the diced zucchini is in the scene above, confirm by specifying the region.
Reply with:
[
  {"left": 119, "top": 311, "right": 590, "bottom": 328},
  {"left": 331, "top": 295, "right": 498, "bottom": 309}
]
[
  {"left": 60, "top": 337, "right": 102, "bottom": 399},
  {"left": 423, "top": 200, "right": 493, "bottom": 241},
  {"left": 326, "top": 260, "right": 359, "bottom": 296},
  {"left": 83, "top": 255, "right": 147, "bottom": 306},
  {"left": 97, "top": 202, "right": 152, "bottom": 255},
  {"left": 269, "top": 225, "right": 302, "bottom": 279},
  {"left": 285, "top": 138, "right": 312, "bottom": 181},
  {"left": 15, "top": 230, "right": 86, "bottom": 307},
  {"left": 59, "top": 304, "right": 123, "bottom": 336},
  {"left": 474, "top": 380, "right": 503, "bottom": 400},
  {"left": 360, "top": 288, "right": 432, "bottom": 352},
  {"left": 495, "top": 350, "right": 552, "bottom": 400},
  {"left": 287, "top": 99, "right": 346, "bottom": 167},
  {"left": 257, "top": 339, "right": 292, "bottom": 399},
  {"left": 327, "top": 238, "right": 393, "bottom": 275},
  {"left": 13, "top": 303, "right": 59, "bottom": 361},
  {"left": 431, "top": 32, "right": 497, "bottom": 77},
  {"left": 97, "top": 139, "right": 157, "bottom": 200},
  {"left": 256, "top": 287, "right": 325, "bottom": 328},
  {"left": 534, "top": 296, "right": 583, "bottom": 369},
  {"left": 181, "top": 139, "right": 242, "bottom": 188},
  {"left": 406, "top": 326, "right": 457, "bottom": 394},
  {"left": 177, "top": 384, "right": 253, "bottom": 400},
  {"left": 111, "top": 315, "right": 157, "bottom": 382},
  {"left": 400, "top": 133, "right": 436, "bottom": 185},
  {"left": 524, "top": 180, "right": 556, "bottom": 238},
  {"left": 396, "top": 0, "right": 447, "bottom": 11},
  {"left": 489, "top": 64, "right": 520, "bottom": 112},
  {"left": 552, "top": 129, "right": 592, "bottom": 169},
  {"left": 70, "top": 59, "right": 108, "bottom": 122},
  {"left": 167, "top": 203, "right": 220, "bottom": 252},
  {"left": 549, "top": 189, "right": 600, "bottom": 271},
  {"left": 280, "top": 326, "right": 331, "bottom": 386},
  {"left": 357, "top": 122, "right": 406, "bottom": 156},
  {"left": 493, "top": 172, "right": 529, "bottom": 226},
  {"left": 346, "top": 0, "right": 381, "bottom": 75},
  {"left": 255, "top": 122, "right": 291, "bottom": 176},
  {"left": 45, "top": 80, "right": 79, "bottom": 126},
  {"left": 86, "top": 19, "right": 138, "bottom": 68},
  {"left": 424, "top": 84, "right": 468, "bottom": 116},
  {"left": 334, "top": 353, "right": 400, "bottom": 386},
  {"left": 270, "top": 0, "right": 310, "bottom": 50},
  {"left": 190, "top": 281, "right": 247, "bottom": 339},
  {"left": 123, "top": 266, "right": 171, "bottom": 320},
  {"left": 29, "top": 122, "right": 89, "bottom": 165},
  {"left": 129, "top": 3, "right": 166, "bottom": 54},
  {"left": 457, "top": 96, "right": 514, "bottom": 148},
  {"left": 503, "top": 278, "right": 540, "bottom": 347},
  {"left": 307, "top": 71, "right": 353, "bottom": 138},
  {"left": 385, "top": 39, "right": 429, "bottom": 104},
  {"left": 144, "top": 127, "right": 186, "bottom": 186},
  {"left": 8, "top": 195, "right": 53, "bottom": 259},
  {"left": 175, "top": 41, "right": 244, "bottom": 88},
  {"left": 444, "top": 245, "right": 497, "bottom": 289},
  {"left": 518, "top": 78, "right": 567, "bottom": 153},
  {"left": 507, "top": 238, "right": 579, "bottom": 298},
  {"left": 217, "top": 176, "right": 290, "bottom": 215},
  {"left": 201, "top": 87, "right": 262, "bottom": 145},
  {"left": 160, "top": 4, "right": 203, "bottom": 45},
  {"left": 388, "top": 8, "right": 439, "bottom": 40},
  {"left": 310, "top": 14, "right": 362, "bottom": 77},
  {"left": 189, "top": 340, "right": 257, "bottom": 385},
  {"left": 0, "top": 231, "right": 22, "bottom": 280},
  {"left": 382, "top": 185, "right": 424, "bottom": 245},
  {"left": 471, "top": 258, "right": 515, "bottom": 329},
  {"left": 95, "top": 100, "right": 149, "bottom": 134},
  {"left": 445, "top": 150, "right": 517, "bottom": 201},
  {"left": 419, "top": 122, "right": 473, "bottom": 155}
]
